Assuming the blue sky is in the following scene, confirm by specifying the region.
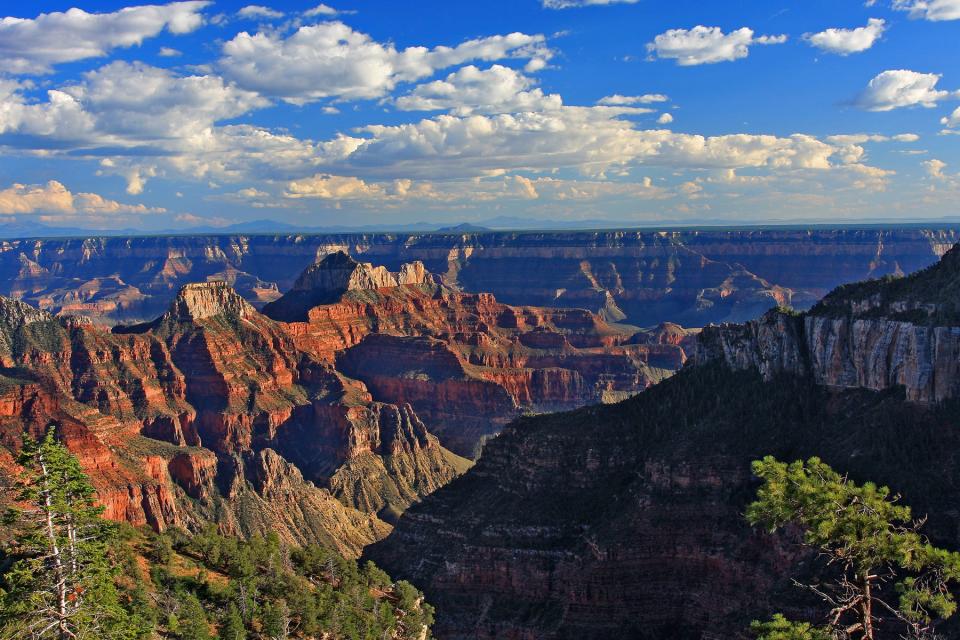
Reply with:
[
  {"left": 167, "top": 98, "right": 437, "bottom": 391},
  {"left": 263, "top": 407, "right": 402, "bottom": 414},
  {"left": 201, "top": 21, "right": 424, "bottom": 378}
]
[{"left": 0, "top": 0, "right": 958, "bottom": 230}]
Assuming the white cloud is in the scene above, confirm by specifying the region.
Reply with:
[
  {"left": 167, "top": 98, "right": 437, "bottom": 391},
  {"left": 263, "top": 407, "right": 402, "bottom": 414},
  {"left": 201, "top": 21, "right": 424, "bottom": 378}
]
[
  {"left": 282, "top": 173, "right": 666, "bottom": 205},
  {"left": 647, "top": 26, "right": 787, "bottom": 66},
  {"left": 657, "top": 113, "right": 674, "bottom": 125},
  {"left": 825, "top": 133, "right": 919, "bottom": 144},
  {"left": 894, "top": 0, "right": 960, "bottom": 21},
  {"left": 286, "top": 174, "right": 398, "bottom": 199},
  {"left": 0, "top": 180, "right": 164, "bottom": 215},
  {"left": 220, "top": 22, "right": 551, "bottom": 104},
  {"left": 237, "top": 5, "right": 284, "bottom": 19},
  {"left": 942, "top": 106, "right": 960, "bottom": 127},
  {"left": 804, "top": 18, "right": 886, "bottom": 55},
  {"left": 597, "top": 94, "right": 668, "bottom": 105},
  {"left": 395, "top": 65, "right": 562, "bottom": 115},
  {"left": 525, "top": 58, "right": 548, "bottom": 73},
  {"left": 924, "top": 158, "right": 947, "bottom": 178},
  {"left": 542, "top": 0, "right": 638, "bottom": 7},
  {"left": 328, "top": 108, "right": 859, "bottom": 180},
  {"left": 856, "top": 70, "right": 954, "bottom": 111},
  {"left": 159, "top": 47, "right": 182, "bottom": 57},
  {"left": 304, "top": 3, "right": 342, "bottom": 16},
  {"left": 0, "top": 61, "right": 267, "bottom": 148},
  {"left": 0, "top": 2, "right": 209, "bottom": 74}
]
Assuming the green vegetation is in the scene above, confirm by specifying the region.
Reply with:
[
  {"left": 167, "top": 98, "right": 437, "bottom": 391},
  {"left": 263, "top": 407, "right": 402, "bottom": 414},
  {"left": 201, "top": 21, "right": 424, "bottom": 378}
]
[
  {"left": 812, "top": 244, "right": 960, "bottom": 324},
  {"left": 747, "top": 457, "right": 960, "bottom": 640},
  {"left": 0, "top": 428, "right": 145, "bottom": 639},
  {"left": 0, "top": 429, "right": 434, "bottom": 640},
  {"left": 148, "top": 525, "right": 434, "bottom": 640}
]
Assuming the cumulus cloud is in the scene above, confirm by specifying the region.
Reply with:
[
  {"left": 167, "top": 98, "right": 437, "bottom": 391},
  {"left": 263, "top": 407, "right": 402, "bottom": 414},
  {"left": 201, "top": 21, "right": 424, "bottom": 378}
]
[
  {"left": 285, "top": 174, "right": 413, "bottom": 200},
  {"left": 597, "top": 94, "right": 668, "bottom": 105},
  {"left": 219, "top": 22, "right": 551, "bottom": 104},
  {"left": 0, "top": 61, "right": 267, "bottom": 149},
  {"left": 0, "top": 2, "right": 209, "bottom": 74},
  {"left": 0, "top": 180, "right": 164, "bottom": 215},
  {"left": 327, "top": 108, "right": 860, "bottom": 181},
  {"left": 542, "top": 0, "right": 638, "bottom": 7},
  {"left": 395, "top": 65, "right": 562, "bottom": 115},
  {"left": 657, "top": 113, "right": 674, "bottom": 125},
  {"left": 282, "top": 173, "right": 665, "bottom": 205},
  {"left": 647, "top": 26, "right": 787, "bottom": 66},
  {"left": 237, "top": 5, "right": 284, "bottom": 19},
  {"left": 159, "top": 46, "right": 182, "bottom": 57},
  {"left": 856, "top": 70, "right": 955, "bottom": 111},
  {"left": 942, "top": 106, "right": 960, "bottom": 127},
  {"left": 894, "top": 0, "right": 960, "bottom": 21},
  {"left": 804, "top": 18, "right": 886, "bottom": 55},
  {"left": 303, "top": 3, "right": 342, "bottom": 16},
  {"left": 924, "top": 158, "right": 947, "bottom": 178}
]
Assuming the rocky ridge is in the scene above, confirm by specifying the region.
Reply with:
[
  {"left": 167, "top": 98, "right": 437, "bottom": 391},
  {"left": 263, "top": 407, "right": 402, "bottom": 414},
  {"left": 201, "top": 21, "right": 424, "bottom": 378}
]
[
  {"left": 0, "top": 277, "right": 460, "bottom": 556},
  {"left": 2, "top": 228, "right": 956, "bottom": 326},
  {"left": 694, "top": 243, "right": 960, "bottom": 403}
]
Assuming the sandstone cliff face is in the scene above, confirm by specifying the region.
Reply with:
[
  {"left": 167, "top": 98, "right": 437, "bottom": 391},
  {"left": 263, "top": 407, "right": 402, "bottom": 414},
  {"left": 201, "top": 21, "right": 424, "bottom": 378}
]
[
  {"left": 696, "top": 313, "right": 960, "bottom": 403},
  {"left": 694, "top": 244, "right": 960, "bottom": 403},
  {"left": 0, "top": 229, "right": 954, "bottom": 327}
]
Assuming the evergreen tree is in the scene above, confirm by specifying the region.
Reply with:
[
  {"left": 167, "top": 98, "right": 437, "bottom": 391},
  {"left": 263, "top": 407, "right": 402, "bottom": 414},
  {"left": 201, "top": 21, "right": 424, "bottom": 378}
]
[
  {"left": 219, "top": 604, "right": 246, "bottom": 640},
  {"left": 262, "top": 599, "right": 290, "bottom": 640},
  {"left": 175, "top": 593, "right": 210, "bottom": 640},
  {"left": 747, "top": 456, "right": 960, "bottom": 640},
  {"left": 0, "top": 428, "right": 140, "bottom": 640}
]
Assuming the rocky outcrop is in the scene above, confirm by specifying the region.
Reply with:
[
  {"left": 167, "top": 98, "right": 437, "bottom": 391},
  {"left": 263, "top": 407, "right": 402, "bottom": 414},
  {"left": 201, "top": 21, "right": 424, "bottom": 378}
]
[
  {"left": 263, "top": 251, "right": 435, "bottom": 322},
  {"left": 282, "top": 262, "right": 686, "bottom": 456},
  {"left": 695, "top": 243, "right": 960, "bottom": 403},
  {"left": 165, "top": 281, "right": 257, "bottom": 321}
]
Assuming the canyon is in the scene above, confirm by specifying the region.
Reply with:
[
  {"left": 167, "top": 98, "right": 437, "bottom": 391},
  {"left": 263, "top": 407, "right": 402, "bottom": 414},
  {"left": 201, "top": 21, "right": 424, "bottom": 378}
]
[
  {"left": 2, "top": 227, "right": 959, "bottom": 637},
  {"left": 366, "top": 241, "right": 960, "bottom": 639},
  {"left": 0, "top": 249, "right": 682, "bottom": 555},
  {"left": 1, "top": 227, "right": 956, "bottom": 327}
]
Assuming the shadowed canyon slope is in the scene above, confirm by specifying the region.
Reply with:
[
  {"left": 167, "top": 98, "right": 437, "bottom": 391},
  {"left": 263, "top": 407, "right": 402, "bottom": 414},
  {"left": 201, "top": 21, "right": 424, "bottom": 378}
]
[
  {"left": 1, "top": 227, "right": 956, "bottom": 327},
  {"left": 365, "top": 242, "right": 960, "bottom": 639},
  {"left": 0, "top": 251, "right": 680, "bottom": 553}
]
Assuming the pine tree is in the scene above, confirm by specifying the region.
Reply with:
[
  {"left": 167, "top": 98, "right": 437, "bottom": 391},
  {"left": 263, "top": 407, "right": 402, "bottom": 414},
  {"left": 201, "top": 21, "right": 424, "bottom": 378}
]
[
  {"left": 262, "top": 599, "right": 289, "bottom": 640},
  {"left": 0, "top": 428, "right": 140, "bottom": 640},
  {"left": 175, "top": 593, "right": 210, "bottom": 640},
  {"left": 747, "top": 456, "right": 960, "bottom": 640},
  {"left": 219, "top": 604, "right": 246, "bottom": 640}
]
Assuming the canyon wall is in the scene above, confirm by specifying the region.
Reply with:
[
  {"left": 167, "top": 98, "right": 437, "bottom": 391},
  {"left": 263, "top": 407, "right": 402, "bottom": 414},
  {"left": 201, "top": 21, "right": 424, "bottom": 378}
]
[
  {"left": 367, "top": 241, "right": 960, "bottom": 639},
  {"left": 695, "top": 243, "right": 960, "bottom": 403},
  {"left": 1, "top": 227, "right": 955, "bottom": 327}
]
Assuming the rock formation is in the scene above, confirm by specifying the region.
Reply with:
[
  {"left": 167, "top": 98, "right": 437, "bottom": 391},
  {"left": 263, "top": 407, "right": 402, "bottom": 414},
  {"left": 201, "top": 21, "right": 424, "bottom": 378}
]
[
  {"left": 0, "top": 278, "right": 462, "bottom": 556},
  {"left": 269, "top": 252, "right": 690, "bottom": 456},
  {"left": 366, "top": 242, "right": 960, "bottom": 639},
  {"left": 0, "top": 251, "right": 682, "bottom": 551},
  {"left": 694, "top": 243, "right": 960, "bottom": 403}
]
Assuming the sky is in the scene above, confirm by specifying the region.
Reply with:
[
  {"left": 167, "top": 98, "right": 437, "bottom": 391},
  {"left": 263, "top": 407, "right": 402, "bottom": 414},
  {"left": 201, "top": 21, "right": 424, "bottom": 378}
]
[{"left": 0, "top": 0, "right": 958, "bottom": 231}]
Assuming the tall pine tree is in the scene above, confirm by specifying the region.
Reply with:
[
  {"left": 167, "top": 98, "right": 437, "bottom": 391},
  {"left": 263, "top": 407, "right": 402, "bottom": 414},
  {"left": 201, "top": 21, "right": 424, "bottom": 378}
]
[{"left": 0, "top": 428, "right": 141, "bottom": 640}]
